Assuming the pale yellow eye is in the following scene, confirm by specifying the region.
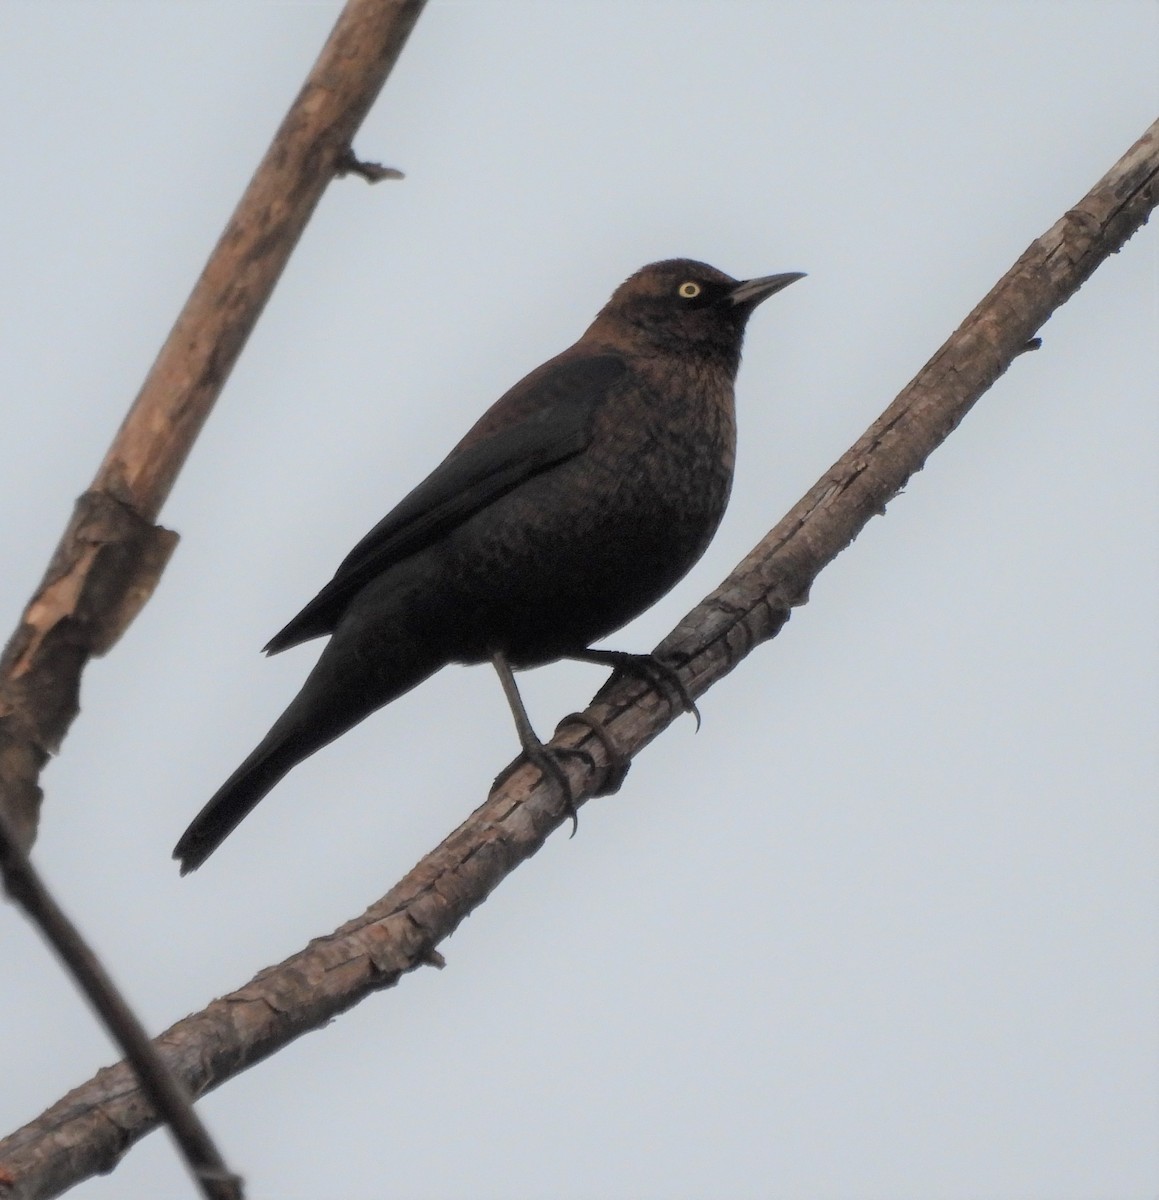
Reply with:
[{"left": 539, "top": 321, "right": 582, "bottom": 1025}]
[{"left": 677, "top": 281, "right": 701, "bottom": 299}]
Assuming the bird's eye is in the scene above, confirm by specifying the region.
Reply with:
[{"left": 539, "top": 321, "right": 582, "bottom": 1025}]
[{"left": 677, "top": 281, "right": 701, "bottom": 299}]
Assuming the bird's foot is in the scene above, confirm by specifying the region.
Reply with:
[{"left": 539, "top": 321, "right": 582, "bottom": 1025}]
[
  {"left": 569, "top": 649, "right": 701, "bottom": 730},
  {"left": 524, "top": 737, "right": 583, "bottom": 835},
  {"left": 490, "top": 740, "right": 589, "bottom": 835},
  {"left": 555, "top": 712, "right": 630, "bottom": 797}
]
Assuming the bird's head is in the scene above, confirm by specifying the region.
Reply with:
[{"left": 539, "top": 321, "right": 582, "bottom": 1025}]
[{"left": 588, "top": 258, "right": 804, "bottom": 363}]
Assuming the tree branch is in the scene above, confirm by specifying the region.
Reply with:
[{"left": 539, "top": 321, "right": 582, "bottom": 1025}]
[
  {"left": 0, "top": 3, "right": 425, "bottom": 1198},
  {"left": 0, "top": 0, "right": 427, "bottom": 850},
  {"left": 0, "top": 811, "right": 242, "bottom": 1199},
  {"left": 3, "top": 115, "right": 1153, "bottom": 1200}
]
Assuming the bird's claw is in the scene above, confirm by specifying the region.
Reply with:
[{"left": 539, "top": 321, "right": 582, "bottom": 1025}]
[
  {"left": 491, "top": 743, "right": 587, "bottom": 835},
  {"left": 524, "top": 741, "right": 582, "bottom": 835},
  {"left": 574, "top": 650, "right": 700, "bottom": 730},
  {"left": 491, "top": 712, "right": 627, "bottom": 835},
  {"left": 637, "top": 655, "right": 701, "bottom": 731},
  {"left": 555, "top": 712, "right": 630, "bottom": 796}
]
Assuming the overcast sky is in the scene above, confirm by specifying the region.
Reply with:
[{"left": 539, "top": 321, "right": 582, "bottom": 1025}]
[{"left": 2, "top": 3, "right": 1157, "bottom": 1198}]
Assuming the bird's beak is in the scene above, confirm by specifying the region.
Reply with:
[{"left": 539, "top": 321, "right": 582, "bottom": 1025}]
[{"left": 728, "top": 271, "right": 806, "bottom": 309}]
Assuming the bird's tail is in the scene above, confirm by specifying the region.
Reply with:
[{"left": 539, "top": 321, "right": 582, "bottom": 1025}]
[
  {"left": 173, "top": 728, "right": 308, "bottom": 874},
  {"left": 175, "top": 558, "right": 448, "bottom": 874}
]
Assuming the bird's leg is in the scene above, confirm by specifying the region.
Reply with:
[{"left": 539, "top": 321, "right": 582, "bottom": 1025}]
[
  {"left": 490, "top": 650, "right": 583, "bottom": 833},
  {"left": 566, "top": 649, "right": 701, "bottom": 731}
]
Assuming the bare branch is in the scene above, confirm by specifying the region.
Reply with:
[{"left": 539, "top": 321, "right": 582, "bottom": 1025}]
[
  {"left": 0, "top": 0, "right": 427, "bottom": 849},
  {"left": 0, "top": 3, "right": 426, "bottom": 1197},
  {"left": 3, "top": 116, "right": 1154, "bottom": 1200},
  {"left": 0, "top": 809, "right": 242, "bottom": 1199}
]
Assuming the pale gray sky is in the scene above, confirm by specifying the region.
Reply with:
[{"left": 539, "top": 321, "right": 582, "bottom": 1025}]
[{"left": 1, "top": 3, "right": 1157, "bottom": 1198}]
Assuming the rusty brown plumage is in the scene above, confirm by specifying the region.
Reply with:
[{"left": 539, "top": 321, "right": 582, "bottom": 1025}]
[{"left": 174, "top": 258, "right": 803, "bottom": 872}]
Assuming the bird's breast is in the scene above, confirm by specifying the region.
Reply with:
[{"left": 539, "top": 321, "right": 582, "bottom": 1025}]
[{"left": 439, "top": 358, "right": 738, "bottom": 666}]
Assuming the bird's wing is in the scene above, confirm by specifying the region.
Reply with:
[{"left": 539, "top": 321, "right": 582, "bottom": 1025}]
[{"left": 263, "top": 353, "right": 627, "bottom": 653}]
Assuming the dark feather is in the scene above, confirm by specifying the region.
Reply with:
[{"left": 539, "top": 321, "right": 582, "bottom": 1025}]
[{"left": 264, "top": 354, "right": 627, "bottom": 653}]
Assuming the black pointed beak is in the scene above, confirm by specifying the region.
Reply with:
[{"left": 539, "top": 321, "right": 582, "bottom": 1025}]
[{"left": 728, "top": 271, "right": 806, "bottom": 310}]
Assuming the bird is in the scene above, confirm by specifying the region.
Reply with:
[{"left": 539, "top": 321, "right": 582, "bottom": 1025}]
[{"left": 173, "top": 258, "right": 803, "bottom": 873}]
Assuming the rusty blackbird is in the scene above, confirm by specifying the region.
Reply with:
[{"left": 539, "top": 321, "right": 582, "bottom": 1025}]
[{"left": 174, "top": 259, "right": 803, "bottom": 872}]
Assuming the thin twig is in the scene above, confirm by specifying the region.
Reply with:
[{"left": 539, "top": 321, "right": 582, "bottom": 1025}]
[
  {"left": 0, "top": 809, "right": 242, "bottom": 1199},
  {"left": 335, "top": 147, "right": 406, "bottom": 182},
  {"left": 3, "top": 115, "right": 1154, "bottom": 1200}
]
